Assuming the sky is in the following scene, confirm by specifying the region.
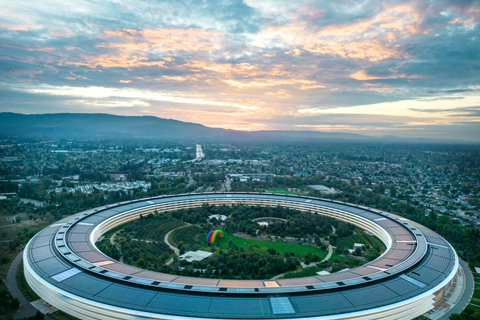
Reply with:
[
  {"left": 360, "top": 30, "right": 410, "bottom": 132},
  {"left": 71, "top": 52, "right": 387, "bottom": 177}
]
[{"left": 1, "top": 0, "right": 480, "bottom": 141}]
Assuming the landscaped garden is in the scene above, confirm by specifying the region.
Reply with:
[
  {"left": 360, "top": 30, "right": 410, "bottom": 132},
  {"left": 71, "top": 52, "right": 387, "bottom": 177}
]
[{"left": 97, "top": 204, "right": 380, "bottom": 280}]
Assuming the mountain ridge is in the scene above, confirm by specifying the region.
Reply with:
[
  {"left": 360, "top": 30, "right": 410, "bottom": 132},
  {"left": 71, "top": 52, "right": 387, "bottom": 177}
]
[{"left": 0, "top": 112, "right": 474, "bottom": 144}]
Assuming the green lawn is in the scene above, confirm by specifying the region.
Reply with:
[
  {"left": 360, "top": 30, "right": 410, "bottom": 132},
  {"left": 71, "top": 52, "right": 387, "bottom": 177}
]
[
  {"left": 336, "top": 236, "right": 354, "bottom": 250},
  {"left": 204, "top": 234, "right": 328, "bottom": 259},
  {"left": 265, "top": 188, "right": 299, "bottom": 195},
  {"left": 329, "top": 253, "right": 366, "bottom": 266},
  {"left": 473, "top": 283, "right": 480, "bottom": 300},
  {"left": 16, "top": 260, "right": 40, "bottom": 302},
  {"left": 468, "top": 272, "right": 480, "bottom": 311}
]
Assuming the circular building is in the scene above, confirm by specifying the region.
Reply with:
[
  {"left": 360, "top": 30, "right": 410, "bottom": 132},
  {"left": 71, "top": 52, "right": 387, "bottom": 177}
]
[{"left": 24, "top": 193, "right": 459, "bottom": 319}]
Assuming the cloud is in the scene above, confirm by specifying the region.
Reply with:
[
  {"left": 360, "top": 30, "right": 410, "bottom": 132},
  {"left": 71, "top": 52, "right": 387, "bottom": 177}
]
[
  {"left": 4, "top": 83, "right": 259, "bottom": 110},
  {"left": 349, "top": 70, "right": 423, "bottom": 81},
  {"left": 0, "top": 0, "right": 480, "bottom": 141},
  {"left": 409, "top": 106, "right": 480, "bottom": 117}
]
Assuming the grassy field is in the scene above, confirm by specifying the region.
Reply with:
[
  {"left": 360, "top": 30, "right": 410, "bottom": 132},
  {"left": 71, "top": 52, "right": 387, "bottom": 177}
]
[
  {"left": 472, "top": 275, "right": 480, "bottom": 302},
  {"left": 16, "top": 259, "right": 40, "bottom": 302},
  {"left": 329, "top": 253, "right": 366, "bottom": 266},
  {"left": 336, "top": 236, "right": 354, "bottom": 250},
  {"left": 169, "top": 225, "right": 203, "bottom": 248},
  {"left": 335, "top": 230, "right": 386, "bottom": 253},
  {"left": 465, "top": 273, "right": 480, "bottom": 312},
  {"left": 204, "top": 234, "right": 328, "bottom": 259},
  {"left": 265, "top": 188, "right": 300, "bottom": 195}
]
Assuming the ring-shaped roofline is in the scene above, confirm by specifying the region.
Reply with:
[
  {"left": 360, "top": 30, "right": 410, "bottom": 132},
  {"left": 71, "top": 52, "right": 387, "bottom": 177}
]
[{"left": 24, "top": 193, "right": 459, "bottom": 319}]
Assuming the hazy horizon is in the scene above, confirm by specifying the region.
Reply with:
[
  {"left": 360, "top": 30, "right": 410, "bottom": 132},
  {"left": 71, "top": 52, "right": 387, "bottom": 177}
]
[{"left": 0, "top": 0, "right": 479, "bottom": 141}]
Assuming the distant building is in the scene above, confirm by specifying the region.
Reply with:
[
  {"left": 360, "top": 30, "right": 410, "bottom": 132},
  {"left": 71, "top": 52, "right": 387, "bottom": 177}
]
[
  {"left": 308, "top": 185, "right": 338, "bottom": 194},
  {"left": 109, "top": 174, "right": 127, "bottom": 181},
  {"left": 20, "top": 198, "right": 45, "bottom": 207},
  {"left": 1, "top": 157, "right": 19, "bottom": 162},
  {"left": 179, "top": 250, "right": 213, "bottom": 263},
  {"left": 209, "top": 214, "right": 227, "bottom": 222}
]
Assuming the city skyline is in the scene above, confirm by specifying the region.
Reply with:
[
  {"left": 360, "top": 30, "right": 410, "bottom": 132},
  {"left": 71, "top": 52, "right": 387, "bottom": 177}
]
[{"left": 1, "top": 0, "right": 480, "bottom": 140}]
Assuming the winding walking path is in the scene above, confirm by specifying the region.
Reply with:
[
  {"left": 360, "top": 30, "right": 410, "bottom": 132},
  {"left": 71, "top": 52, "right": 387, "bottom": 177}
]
[
  {"left": 163, "top": 224, "right": 190, "bottom": 265},
  {"left": 1, "top": 251, "right": 37, "bottom": 319},
  {"left": 109, "top": 231, "right": 123, "bottom": 263},
  {"left": 321, "top": 245, "right": 334, "bottom": 263}
]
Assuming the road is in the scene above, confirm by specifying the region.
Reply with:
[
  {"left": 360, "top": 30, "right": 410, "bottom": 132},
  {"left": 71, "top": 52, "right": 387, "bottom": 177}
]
[{"left": 1, "top": 251, "right": 38, "bottom": 319}]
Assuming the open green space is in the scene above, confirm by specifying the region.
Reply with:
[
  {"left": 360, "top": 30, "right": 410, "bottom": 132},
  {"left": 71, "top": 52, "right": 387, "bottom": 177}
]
[
  {"left": 335, "top": 236, "right": 354, "bottom": 250},
  {"left": 281, "top": 265, "right": 322, "bottom": 279},
  {"left": 329, "top": 253, "right": 366, "bottom": 268},
  {"left": 265, "top": 188, "right": 299, "bottom": 195},
  {"left": 206, "top": 234, "right": 328, "bottom": 260},
  {"left": 16, "top": 260, "right": 40, "bottom": 302},
  {"left": 334, "top": 230, "right": 386, "bottom": 253},
  {"left": 169, "top": 225, "right": 204, "bottom": 251},
  {"left": 473, "top": 283, "right": 480, "bottom": 300}
]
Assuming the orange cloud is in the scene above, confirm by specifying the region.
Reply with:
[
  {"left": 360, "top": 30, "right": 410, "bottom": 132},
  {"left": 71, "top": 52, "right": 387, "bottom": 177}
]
[
  {"left": 223, "top": 78, "right": 318, "bottom": 88},
  {"left": 63, "top": 52, "right": 168, "bottom": 69},
  {"left": 185, "top": 61, "right": 259, "bottom": 76},
  {"left": 100, "top": 28, "right": 224, "bottom": 52},
  {"left": 303, "top": 39, "right": 402, "bottom": 61},
  {"left": 0, "top": 23, "right": 29, "bottom": 31},
  {"left": 259, "top": 3, "right": 427, "bottom": 61},
  {"left": 350, "top": 70, "right": 424, "bottom": 81},
  {"left": 182, "top": 60, "right": 323, "bottom": 91},
  {"left": 64, "top": 27, "right": 224, "bottom": 69},
  {"left": 159, "top": 75, "right": 199, "bottom": 82}
]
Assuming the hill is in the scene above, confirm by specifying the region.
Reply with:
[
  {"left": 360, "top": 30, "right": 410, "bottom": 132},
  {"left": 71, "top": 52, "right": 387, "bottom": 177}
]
[{"left": 0, "top": 113, "right": 470, "bottom": 143}]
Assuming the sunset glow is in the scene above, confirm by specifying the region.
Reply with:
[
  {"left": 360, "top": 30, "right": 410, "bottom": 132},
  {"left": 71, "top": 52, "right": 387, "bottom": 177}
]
[{"left": 1, "top": 0, "right": 479, "bottom": 140}]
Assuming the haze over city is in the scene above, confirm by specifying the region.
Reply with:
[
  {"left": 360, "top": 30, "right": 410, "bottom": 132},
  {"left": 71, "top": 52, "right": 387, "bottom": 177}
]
[{"left": 1, "top": 0, "right": 479, "bottom": 140}]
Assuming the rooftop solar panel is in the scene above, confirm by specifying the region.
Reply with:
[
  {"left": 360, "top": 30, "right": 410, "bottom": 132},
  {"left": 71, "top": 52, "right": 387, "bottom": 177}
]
[
  {"left": 399, "top": 274, "right": 426, "bottom": 288},
  {"left": 147, "top": 292, "right": 211, "bottom": 314},
  {"left": 31, "top": 235, "right": 52, "bottom": 248},
  {"left": 209, "top": 297, "right": 271, "bottom": 316},
  {"left": 407, "top": 265, "right": 444, "bottom": 285},
  {"left": 60, "top": 273, "right": 112, "bottom": 296},
  {"left": 31, "top": 245, "right": 54, "bottom": 262},
  {"left": 36, "top": 257, "right": 71, "bottom": 277},
  {"left": 382, "top": 278, "right": 422, "bottom": 296},
  {"left": 290, "top": 293, "right": 353, "bottom": 314},
  {"left": 95, "top": 284, "right": 155, "bottom": 306},
  {"left": 342, "top": 285, "right": 399, "bottom": 306},
  {"left": 270, "top": 297, "right": 295, "bottom": 314},
  {"left": 52, "top": 268, "right": 81, "bottom": 282},
  {"left": 69, "top": 225, "right": 92, "bottom": 234}
]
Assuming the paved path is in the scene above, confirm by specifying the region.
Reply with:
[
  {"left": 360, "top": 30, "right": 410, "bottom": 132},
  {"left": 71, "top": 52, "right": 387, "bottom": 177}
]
[
  {"left": 437, "top": 258, "right": 475, "bottom": 319},
  {"left": 109, "top": 231, "right": 123, "bottom": 263},
  {"left": 163, "top": 224, "right": 190, "bottom": 266},
  {"left": 1, "top": 250, "right": 38, "bottom": 319},
  {"left": 321, "top": 245, "right": 334, "bottom": 262},
  {"left": 164, "top": 226, "right": 183, "bottom": 256},
  {"left": 318, "top": 225, "right": 335, "bottom": 263}
]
